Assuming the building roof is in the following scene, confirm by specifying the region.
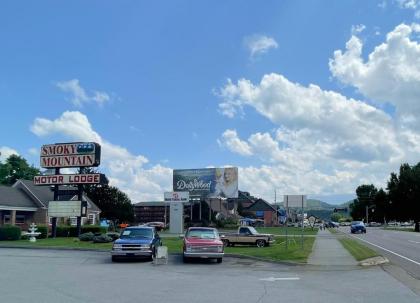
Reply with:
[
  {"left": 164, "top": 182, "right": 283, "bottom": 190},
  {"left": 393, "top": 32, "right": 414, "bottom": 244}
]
[
  {"left": 134, "top": 201, "right": 169, "bottom": 207},
  {"left": 12, "top": 179, "right": 101, "bottom": 213},
  {"left": 245, "top": 198, "right": 277, "bottom": 212},
  {"left": 0, "top": 186, "right": 38, "bottom": 209}
]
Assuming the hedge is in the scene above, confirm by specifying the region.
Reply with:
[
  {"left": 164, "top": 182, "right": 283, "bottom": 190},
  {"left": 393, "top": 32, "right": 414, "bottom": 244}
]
[
  {"left": 0, "top": 225, "right": 21, "bottom": 241},
  {"left": 56, "top": 226, "right": 107, "bottom": 237}
]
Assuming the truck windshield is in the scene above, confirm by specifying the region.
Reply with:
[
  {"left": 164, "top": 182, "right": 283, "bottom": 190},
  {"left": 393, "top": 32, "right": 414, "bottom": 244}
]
[
  {"left": 120, "top": 229, "right": 153, "bottom": 239},
  {"left": 247, "top": 227, "right": 258, "bottom": 234},
  {"left": 187, "top": 229, "right": 217, "bottom": 239}
]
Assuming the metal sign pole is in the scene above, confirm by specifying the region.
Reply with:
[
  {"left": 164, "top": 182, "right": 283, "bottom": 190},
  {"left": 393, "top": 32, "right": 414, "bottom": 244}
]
[
  {"left": 76, "top": 167, "right": 83, "bottom": 237},
  {"left": 51, "top": 167, "right": 60, "bottom": 238},
  {"left": 301, "top": 195, "right": 304, "bottom": 250},
  {"left": 285, "top": 196, "right": 288, "bottom": 250}
]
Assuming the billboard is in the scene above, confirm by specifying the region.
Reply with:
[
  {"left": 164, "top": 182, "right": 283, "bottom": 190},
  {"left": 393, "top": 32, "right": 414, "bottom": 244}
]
[
  {"left": 40, "top": 142, "right": 101, "bottom": 168},
  {"left": 34, "top": 174, "right": 106, "bottom": 186},
  {"left": 173, "top": 167, "right": 238, "bottom": 198},
  {"left": 284, "top": 195, "right": 307, "bottom": 208}
]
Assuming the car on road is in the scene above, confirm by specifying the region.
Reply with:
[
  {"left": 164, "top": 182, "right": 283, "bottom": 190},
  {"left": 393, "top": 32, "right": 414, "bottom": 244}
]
[
  {"left": 143, "top": 221, "right": 166, "bottom": 231},
  {"left": 350, "top": 221, "right": 366, "bottom": 234},
  {"left": 111, "top": 226, "right": 161, "bottom": 262},
  {"left": 182, "top": 227, "right": 224, "bottom": 263}
]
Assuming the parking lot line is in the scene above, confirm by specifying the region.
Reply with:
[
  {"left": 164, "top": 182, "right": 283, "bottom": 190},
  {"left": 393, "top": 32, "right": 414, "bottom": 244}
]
[{"left": 259, "top": 277, "right": 300, "bottom": 281}]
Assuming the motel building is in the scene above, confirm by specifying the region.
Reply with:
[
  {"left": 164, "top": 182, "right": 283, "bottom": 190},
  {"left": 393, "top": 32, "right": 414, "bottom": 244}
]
[{"left": 0, "top": 179, "right": 101, "bottom": 229}]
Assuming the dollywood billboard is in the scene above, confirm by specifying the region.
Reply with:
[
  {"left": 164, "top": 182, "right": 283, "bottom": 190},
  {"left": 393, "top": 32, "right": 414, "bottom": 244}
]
[{"left": 173, "top": 167, "right": 238, "bottom": 198}]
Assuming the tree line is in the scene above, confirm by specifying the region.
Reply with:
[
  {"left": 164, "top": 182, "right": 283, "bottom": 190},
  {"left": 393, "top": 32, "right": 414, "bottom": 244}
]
[{"left": 350, "top": 162, "right": 420, "bottom": 231}]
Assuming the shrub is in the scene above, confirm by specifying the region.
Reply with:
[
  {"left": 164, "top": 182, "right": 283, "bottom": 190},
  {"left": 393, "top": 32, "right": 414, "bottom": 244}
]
[
  {"left": 92, "top": 234, "right": 112, "bottom": 243},
  {"left": 79, "top": 232, "right": 95, "bottom": 241},
  {"left": 35, "top": 225, "right": 48, "bottom": 239},
  {"left": 56, "top": 226, "right": 107, "bottom": 237},
  {"left": 106, "top": 232, "right": 120, "bottom": 241},
  {"left": 0, "top": 225, "right": 21, "bottom": 241}
]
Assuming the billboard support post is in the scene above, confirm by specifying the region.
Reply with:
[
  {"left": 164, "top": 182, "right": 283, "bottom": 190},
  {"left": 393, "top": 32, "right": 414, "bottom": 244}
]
[{"left": 52, "top": 167, "right": 60, "bottom": 238}]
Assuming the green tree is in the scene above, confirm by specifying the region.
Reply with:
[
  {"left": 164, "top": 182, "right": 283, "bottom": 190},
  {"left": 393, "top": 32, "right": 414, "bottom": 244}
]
[
  {"left": 350, "top": 184, "right": 378, "bottom": 221},
  {"left": 330, "top": 213, "right": 343, "bottom": 222},
  {"left": 85, "top": 184, "right": 134, "bottom": 223},
  {"left": 0, "top": 155, "right": 40, "bottom": 186}
]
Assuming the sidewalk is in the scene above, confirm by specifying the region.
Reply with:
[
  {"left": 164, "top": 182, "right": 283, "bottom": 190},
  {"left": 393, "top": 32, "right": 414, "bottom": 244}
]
[{"left": 308, "top": 229, "right": 357, "bottom": 266}]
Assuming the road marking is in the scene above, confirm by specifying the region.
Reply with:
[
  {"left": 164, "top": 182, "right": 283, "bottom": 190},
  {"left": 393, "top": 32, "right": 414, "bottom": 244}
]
[
  {"left": 408, "top": 240, "right": 420, "bottom": 244},
  {"left": 348, "top": 234, "right": 420, "bottom": 266},
  {"left": 259, "top": 277, "right": 300, "bottom": 282}
]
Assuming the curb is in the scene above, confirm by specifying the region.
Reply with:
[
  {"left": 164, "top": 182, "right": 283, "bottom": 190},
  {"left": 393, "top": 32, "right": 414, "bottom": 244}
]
[{"left": 359, "top": 256, "right": 389, "bottom": 266}]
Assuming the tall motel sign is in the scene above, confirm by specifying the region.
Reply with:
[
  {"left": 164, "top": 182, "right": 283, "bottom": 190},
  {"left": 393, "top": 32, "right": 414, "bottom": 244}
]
[{"left": 33, "top": 142, "right": 107, "bottom": 237}]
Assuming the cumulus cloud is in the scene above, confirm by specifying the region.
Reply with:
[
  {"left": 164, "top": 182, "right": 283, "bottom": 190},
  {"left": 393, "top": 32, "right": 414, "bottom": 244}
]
[
  {"left": 329, "top": 23, "right": 420, "bottom": 125},
  {"left": 56, "top": 79, "right": 111, "bottom": 107},
  {"left": 244, "top": 34, "right": 278, "bottom": 58},
  {"left": 0, "top": 146, "right": 19, "bottom": 162},
  {"left": 30, "top": 111, "right": 172, "bottom": 202},
  {"left": 216, "top": 69, "right": 414, "bottom": 198}
]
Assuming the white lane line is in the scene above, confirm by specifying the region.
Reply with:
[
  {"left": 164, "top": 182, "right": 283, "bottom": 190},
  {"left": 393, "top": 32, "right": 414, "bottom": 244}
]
[
  {"left": 408, "top": 240, "right": 420, "bottom": 244},
  {"left": 259, "top": 277, "right": 300, "bottom": 282},
  {"left": 348, "top": 234, "right": 420, "bottom": 266}
]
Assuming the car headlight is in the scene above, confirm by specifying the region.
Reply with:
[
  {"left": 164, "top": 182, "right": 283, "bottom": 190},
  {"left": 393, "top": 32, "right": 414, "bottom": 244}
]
[
  {"left": 217, "top": 245, "right": 223, "bottom": 253},
  {"left": 113, "top": 244, "right": 122, "bottom": 250},
  {"left": 186, "top": 245, "right": 192, "bottom": 252},
  {"left": 140, "top": 244, "right": 151, "bottom": 248}
]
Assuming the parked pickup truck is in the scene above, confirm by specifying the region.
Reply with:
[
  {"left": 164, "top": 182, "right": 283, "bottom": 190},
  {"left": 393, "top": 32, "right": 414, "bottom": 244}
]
[{"left": 220, "top": 226, "right": 275, "bottom": 247}]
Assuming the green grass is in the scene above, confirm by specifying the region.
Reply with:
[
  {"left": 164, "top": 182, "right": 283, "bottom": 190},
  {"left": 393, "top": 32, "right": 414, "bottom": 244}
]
[
  {"left": 224, "top": 237, "right": 315, "bottom": 262},
  {"left": 256, "top": 227, "right": 318, "bottom": 236},
  {"left": 0, "top": 238, "right": 113, "bottom": 250},
  {"left": 0, "top": 236, "right": 315, "bottom": 262},
  {"left": 338, "top": 237, "right": 379, "bottom": 261},
  {"left": 328, "top": 228, "right": 338, "bottom": 234}
]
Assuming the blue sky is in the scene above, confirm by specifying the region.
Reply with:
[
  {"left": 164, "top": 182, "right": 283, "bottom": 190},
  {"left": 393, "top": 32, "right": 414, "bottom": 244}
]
[{"left": 1, "top": 1, "right": 420, "bottom": 204}]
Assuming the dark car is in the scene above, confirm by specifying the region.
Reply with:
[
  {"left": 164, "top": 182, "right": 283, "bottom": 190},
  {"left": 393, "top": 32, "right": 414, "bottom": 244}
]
[
  {"left": 111, "top": 226, "right": 161, "bottom": 262},
  {"left": 350, "top": 221, "right": 366, "bottom": 234}
]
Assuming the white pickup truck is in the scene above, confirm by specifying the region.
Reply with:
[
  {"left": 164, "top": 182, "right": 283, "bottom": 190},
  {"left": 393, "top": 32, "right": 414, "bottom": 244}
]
[{"left": 220, "top": 226, "right": 275, "bottom": 248}]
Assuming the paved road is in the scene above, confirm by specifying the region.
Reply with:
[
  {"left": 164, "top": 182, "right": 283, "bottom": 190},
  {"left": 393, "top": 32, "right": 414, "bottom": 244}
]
[
  {"left": 338, "top": 227, "right": 420, "bottom": 279},
  {"left": 0, "top": 248, "right": 419, "bottom": 303}
]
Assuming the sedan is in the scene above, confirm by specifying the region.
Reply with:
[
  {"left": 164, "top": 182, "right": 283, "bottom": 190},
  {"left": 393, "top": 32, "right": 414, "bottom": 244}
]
[{"left": 350, "top": 221, "right": 366, "bottom": 234}]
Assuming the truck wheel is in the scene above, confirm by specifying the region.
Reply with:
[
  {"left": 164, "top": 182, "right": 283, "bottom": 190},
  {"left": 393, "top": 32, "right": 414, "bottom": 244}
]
[
  {"left": 216, "top": 258, "right": 223, "bottom": 264},
  {"left": 183, "top": 256, "right": 190, "bottom": 263},
  {"left": 222, "top": 239, "right": 229, "bottom": 247},
  {"left": 111, "top": 256, "right": 118, "bottom": 262},
  {"left": 256, "top": 240, "right": 266, "bottom": 248}
]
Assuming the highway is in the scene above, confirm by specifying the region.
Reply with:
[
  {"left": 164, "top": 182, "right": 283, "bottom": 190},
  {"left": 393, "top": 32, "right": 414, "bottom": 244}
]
[{"left": 339, "top": 226, "right": 420, "bottom": 279}]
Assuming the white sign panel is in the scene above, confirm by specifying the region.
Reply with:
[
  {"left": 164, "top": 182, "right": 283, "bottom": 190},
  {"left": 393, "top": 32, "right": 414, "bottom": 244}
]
[
  {"left": 284, "top": 195, "right": 307, "bottom": 208},
  {"left": 48, "top": 201, "right": 82, "bottom": 217},
  {"left": 164, "top": 191, "right": 189, "bottom": 202}
]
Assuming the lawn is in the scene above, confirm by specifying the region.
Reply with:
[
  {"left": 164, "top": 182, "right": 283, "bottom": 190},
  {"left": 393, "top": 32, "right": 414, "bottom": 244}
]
[
  {"left": 0, "top": 238, "right": 113, "bottom": 250},
  {"left": 338, "top": 237, "right": 379, "bottom": 261},
  {"left": 0, "top": 236, "right": 315, "bottom": 262},
  {"left": 383, "top": 227, "right": 416, "bottom": 232}
]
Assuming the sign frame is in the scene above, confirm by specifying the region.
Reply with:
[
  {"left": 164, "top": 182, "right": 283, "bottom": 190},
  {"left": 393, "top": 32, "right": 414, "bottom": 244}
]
[
  {"left": 40, "top": 142, "right": 101, "bottom": 168},
  {"left": 33, "top": 173, "right": 107, "bottom": 186}
]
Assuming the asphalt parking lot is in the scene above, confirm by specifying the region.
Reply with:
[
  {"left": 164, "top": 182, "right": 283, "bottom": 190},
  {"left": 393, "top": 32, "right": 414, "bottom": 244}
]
[{"left": 0, "top": 248, "right": 419, "bottom": 303}]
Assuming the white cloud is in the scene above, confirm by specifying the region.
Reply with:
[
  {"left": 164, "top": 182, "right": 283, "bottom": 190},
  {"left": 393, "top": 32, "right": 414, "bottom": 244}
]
[
  {"left": 351, "top": 24, "right": 366, "bottom": 35},
  {"left": 329, "top": 23, "right": 420, "bottom": 125},
  {"left": 56, "top": 79, "right": 110, "bottom": 107},
  {"left": 397, "top": 0, "right": 420, "bottom": 17},
  {"left": 30, "top": 111, "right": 172, "bottom": 202},
  {"left": 0, "top": 146, "right": 19, "bottom": 162},
  {"left": 244, "top": 34, "right": 278, "bottom": 58},
  {"left": 216, "top": 69, "right": 415, "bottom": 198},
  {"left": 218, "top": 129, "right": 253, "bottom": 156}
]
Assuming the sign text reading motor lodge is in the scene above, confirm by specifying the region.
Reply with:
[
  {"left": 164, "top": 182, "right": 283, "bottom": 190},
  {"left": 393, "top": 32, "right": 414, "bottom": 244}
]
[
  {"left": 40, "top": 142, "right": 101, "bottom": 168},
  {"left": 34, "top": 174, "right": 104, "bottom": 186}
]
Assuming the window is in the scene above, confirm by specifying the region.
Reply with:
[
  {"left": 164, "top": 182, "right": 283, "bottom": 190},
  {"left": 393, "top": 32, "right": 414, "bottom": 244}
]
[
  {"left": 88, "top": 214, "right": 95, "bottom": 225},
  {"left": 69, "top": 217, "right": 77, "bottom": 226},
  {"left": 15, "top": 215, "right": 25, "bottom": 225},
  {"left": 3, "top": 215, "right": 10, "bottom": 225}
]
